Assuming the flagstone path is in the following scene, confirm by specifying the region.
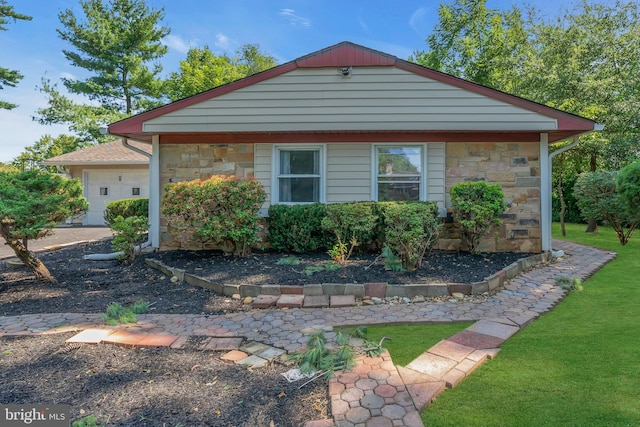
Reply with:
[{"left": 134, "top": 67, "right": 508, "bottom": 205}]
[{"left": 0, "top": 240, "right": 615, "bottom": 426}]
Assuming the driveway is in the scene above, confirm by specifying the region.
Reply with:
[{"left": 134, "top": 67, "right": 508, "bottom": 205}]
[{"left": 0, "top": 226, "right": 113, "bottom": 260}]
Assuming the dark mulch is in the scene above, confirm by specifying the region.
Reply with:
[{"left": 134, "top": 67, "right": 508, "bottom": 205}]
[
  {"left": 0, "top": 333, "right": 327, "bottom": 427},
  {"left": 0, "top": 238, "right": 530, "bottom": 426}
]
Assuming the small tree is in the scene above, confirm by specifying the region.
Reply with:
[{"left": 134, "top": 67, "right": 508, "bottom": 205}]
[
  {"left": 0, "top": 170, "right": 88, "bottom": 281},
  {"left": 574, "top": 170, "right": 637, "bottom": 245},
  {"left": 616, "top": 159, "right": 640, "bottom": 222},
  {"left": 450, "top": 181, "right": 506, "bottom": 253}
]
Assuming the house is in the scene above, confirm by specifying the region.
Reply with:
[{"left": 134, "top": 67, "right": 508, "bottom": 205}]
[
  {"left": 44, "top": 140, "right": 151, "bottom": 225},
  {"left": 107, "top": 41, "right": 598, "bottom": 253}
]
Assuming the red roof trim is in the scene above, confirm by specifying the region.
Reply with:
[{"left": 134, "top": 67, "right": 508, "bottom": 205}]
[{"left": 108, "top": 41, "right": 596, "bottom": 138}]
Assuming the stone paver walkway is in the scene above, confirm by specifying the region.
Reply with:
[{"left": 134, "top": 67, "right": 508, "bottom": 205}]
[{"left": 0, "top": 240, "right": 615, "bottom": 426}]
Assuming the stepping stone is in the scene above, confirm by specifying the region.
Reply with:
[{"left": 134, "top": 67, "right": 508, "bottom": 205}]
[
  {"left": 443, "top": 368, "right": 466, "bottom": 388},
  {"left": 405, "top": 381, "right": 446, "bottom": 411},
  {"left": 203, "top": 337, "right": 243, "bottom": 351},
  {"left": 241, "top": 341, "right": 271, "bottom": 355},
  {"left": 330, "top": 294, "right": 356, "bottom": 307},
  {"left": 221, "top": 350, "right": 249, "bottom": 362},
  {"left": 252, "top": 294, "right": 279, "bottom": 308},
  {"left": 448, "top": 330, "right": 505, "bottom": 349},
  {"left": 467, "top": 320, "right": 519, "bottom": 340},
  {"left": 101, "top": 330, "right": 146, "bottom": 346},
  {"left": 428, "top": 340, "right": 475, "bottom": 362},
  {"left": 406, "top": 352, "right": 457, "bottom": 379},
  {"left": 303, "top": 295, "right": 329, "bottom": 308},
  {"left": 396, "top": 365, "right": 439, "bottom": 384},
  {"left": 277, "top": 294, "right": 304, "bottom": 308},
  {"left": 257, "top": 346, "right": 286, "bottom": 360},
  {"left": 236, "top": 354, "right": 269, "bottom": 367},
  {"left": 66, "top": 328, "right": 114, "bottom": 344},
  {"left": 136, "top": 334, "right": 179, "bottom": 348}
]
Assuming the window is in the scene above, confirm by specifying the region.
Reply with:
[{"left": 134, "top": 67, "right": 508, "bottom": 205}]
[
  {"left": 132, "top": 187, "right": 141, "bottom": 196},
  {"left": 99, "top": 187, "right": 109, "bottom": 196},
  {"left": 275, "top": 146, "right": 323, "bottom": 203},
  {"left": 375, "top": 145, "right": 424, "bottom": 201}
]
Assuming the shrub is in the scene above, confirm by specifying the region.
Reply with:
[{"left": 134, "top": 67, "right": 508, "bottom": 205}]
[
  {"left": 382, "top": 201, "right": 441, "bottom": 270},
  {"left": 104, "top": 197, "right": 148, "bottom": 226},
  {"left": 110, "top": 215, "right": 149, "bottom": 264},
  {"left": 162, "top": 175, "right": 266, "bottom": 256},
  {"left": 321, "top": 203, "right": 377, "bottom": 264},
  {"left": 616, "top": 159, "right": 640, "bottom": 222},
  {"left": 268, "top": 203, "right": 330, "bottom": 253},
  {"left": 102, "top": 300, "right": 149, "bottom": 325},
  {"left": 450, "top": 181, "right": 506, "bottom": 253},
  {"left": 575, "top": 170, "right": 637, "bottom": 245}
]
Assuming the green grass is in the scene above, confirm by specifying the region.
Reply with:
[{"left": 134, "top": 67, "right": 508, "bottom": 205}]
[
  {"left": 365, "top": 323, "right": 472, "bottom": 367},
  {"left": 419, "top": 223, "right": 640, "bottom": 426}
]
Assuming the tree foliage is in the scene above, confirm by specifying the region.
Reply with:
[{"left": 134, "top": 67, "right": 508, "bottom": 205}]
[
  {"left": 450, "top": 181, "right": 506, "bottom": 253},
  {"left": 0, "top": 0, "right": 31, "bottom": 109},
  {"left": 416, "top": 0, "right": 640, "bottom": 226},
  {"left": 12, "top": 134, "right": 87, "bottom": 172},
  {"left": 0, "top": 170, "right": 88, "bottom": 281},
  {"left": 166, "top": 44, "right": 277, "bottom": 101},
  {"left": 574, "top": 171, "right": 637, "bottom": 245},
  {"left": 36, "top": 0, "right": 170, "bottom": 141}
]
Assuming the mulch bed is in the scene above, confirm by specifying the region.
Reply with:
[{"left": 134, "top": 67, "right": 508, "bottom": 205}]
[
  {"left": 0, "top": 332, "right": 327, "bottom": 427},
  {"left": 0, "top": 238, "right": 530, "bottom": 426}
]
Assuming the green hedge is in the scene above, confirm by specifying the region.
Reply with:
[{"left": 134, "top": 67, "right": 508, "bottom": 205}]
[
  {"left": 104, "top": 197, "right": 148, "bottom": 226},
  {"left": 267, "top": 203, "right": 331, "bottom": 253}
]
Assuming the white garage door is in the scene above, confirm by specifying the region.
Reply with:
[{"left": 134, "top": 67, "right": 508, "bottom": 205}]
[{"left": 84, "top": 169, "right": 149, "bottom": 225}]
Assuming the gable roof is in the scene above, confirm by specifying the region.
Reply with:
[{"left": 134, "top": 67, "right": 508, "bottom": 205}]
[
  {"left": 108, "top": 41, "right": 597, "bottom": 144},
  {"left": 44, "top": 139, "right": 151, "bottom": 166}
]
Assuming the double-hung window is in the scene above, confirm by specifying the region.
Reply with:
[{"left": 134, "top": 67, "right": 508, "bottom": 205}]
[
  {"left": 275, "top": 146, "right": 323, "bottom": 203},
  {"left": 375, "top": 145, "right": 424, "bottom": 201}
]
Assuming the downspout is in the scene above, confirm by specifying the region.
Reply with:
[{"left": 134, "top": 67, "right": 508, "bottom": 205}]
[{"left": 543, "top": 123, "right": 604, "bottom": 254}]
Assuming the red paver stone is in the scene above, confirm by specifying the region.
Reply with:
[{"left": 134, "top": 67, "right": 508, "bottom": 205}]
[
  {"left": 337, "top": 372, "right": 360, "bottom": 384},
  {"left": 252, "top": 294, "right": 279, "bottom": 308},
  {"left": 329, "top": 381, "right": 345, "bottom": 395},
  {"left": 364, "top": 283, "right": 387, "bottom": 298},
  {"left": 330, "top": 294, "right": 356, "bottom": 307},
  {"left": 304, "top": 420, "right": 334, "bottom": 427},
  {"left": 136, "top": 334, "right": 179, "bottom": 348},
  {"left": 277, "top": 294, "right": 305, "bottom": 308},
  {"left": 374, "top": 384, "right": 397, "bottom": 398},
  {"left": 448, "top": 330, "right": 505, "bottom": 349},
  {"left": 280, "top": 286, "right": 303, "bottom": 294},
  {"left": 405, "top": 381, "right": 445, "bottom": 411},
  {"left": 220, "top": 350, "right": 248, "bottom": 362},
  {"left": 101, "top": 330, "right": 146, "bottom": 346},
  {"left": 428, "top": 339, "right": 475, "bottom": 362}
]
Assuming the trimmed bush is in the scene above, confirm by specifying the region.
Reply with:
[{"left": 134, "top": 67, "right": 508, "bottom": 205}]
[
  {"left": 104, "top": 197, "right": 148, "bottom": 226},
  {"left": 382, "top": 201, "right": 441, "bottom": 270},
  {"left": 616, "top": 159, "right": 640, "bottom": 221},
  {"left": 575, "top": 170, "right": 637, "bottom": 245},
  {"left": 110, "top": 215, "right": 149, "bottom": 264},
  {"left": 321, "top": 203, "right": 378, "bottom": 264},
  {"left": 162, "top": 175, "right": 266, "bottom": 256},
  {"left": 450, "top": 181, "right": 506, "bottom": 253},
  {"left": 268, "top": 203, "right": 330, "bottom": 253}
]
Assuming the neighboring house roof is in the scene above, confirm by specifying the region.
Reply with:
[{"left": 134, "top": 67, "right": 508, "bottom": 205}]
[
  {"left": 44, "top": 140, "right": 151, "bottom": 166},
  {"left": 108, "top": 41, "right": 597, "bottom": 144}
]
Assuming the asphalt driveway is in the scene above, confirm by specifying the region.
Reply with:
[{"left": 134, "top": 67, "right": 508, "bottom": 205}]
[{"left": 0, "top": 226, "right": 112, "bottom": 260}]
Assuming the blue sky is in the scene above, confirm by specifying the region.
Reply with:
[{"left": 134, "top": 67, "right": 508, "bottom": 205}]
[{"left": 0, "top": 0, "right": 561, "bottom": 163}]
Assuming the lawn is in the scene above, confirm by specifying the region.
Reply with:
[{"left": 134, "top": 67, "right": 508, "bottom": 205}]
[{"left": 415, "top": 223, "right": 640, "bottom": 426}]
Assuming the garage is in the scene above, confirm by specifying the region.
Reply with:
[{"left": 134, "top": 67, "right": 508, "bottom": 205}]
[{"left": 84, "top": 169, "right": 149, "bottom": 225}]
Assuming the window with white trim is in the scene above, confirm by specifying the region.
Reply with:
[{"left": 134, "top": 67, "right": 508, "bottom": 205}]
[
  {"left": 375, "top": 145, "right": 424, "bottom": 201},
  {"left": 275, "top": 146, "right": 323, "bottom": 203}
]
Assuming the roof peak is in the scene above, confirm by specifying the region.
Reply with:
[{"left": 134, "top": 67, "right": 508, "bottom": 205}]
[{"left": 295, "top": 41, "right": 397, "bottom": 68}]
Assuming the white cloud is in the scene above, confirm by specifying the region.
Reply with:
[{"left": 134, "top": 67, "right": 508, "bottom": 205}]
[
  {"left": 214, "top": 33, "right": 233, "bottom": 50},
  {"left": 409, "top": 7, "right": 430, "bottom": 38},
  {"left": 162, "top": 34, "right": 196, "bottom": 54},
  {"left": 59, "top": 72, "right": 76, "bottom": 81},
  {"left": 279, "top": 9, "right": 311, "bottom": 27}
]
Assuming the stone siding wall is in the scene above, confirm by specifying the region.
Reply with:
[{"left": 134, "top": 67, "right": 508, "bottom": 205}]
[
  {"left": 439, "top": 142, "right": 541, "bottom": 253},
  {"left": 159, "top": 143, "right": 255, "bottom": 249}
]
